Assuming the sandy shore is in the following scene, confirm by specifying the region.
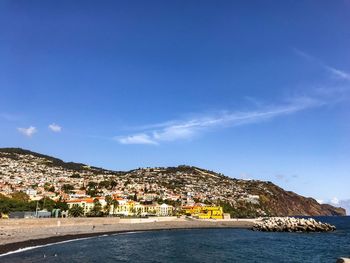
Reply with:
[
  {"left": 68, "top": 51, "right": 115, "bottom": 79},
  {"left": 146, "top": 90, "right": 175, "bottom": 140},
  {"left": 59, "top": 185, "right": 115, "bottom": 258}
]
[{"left": 0, "top": 217, "right": 257, "bottom": 254}]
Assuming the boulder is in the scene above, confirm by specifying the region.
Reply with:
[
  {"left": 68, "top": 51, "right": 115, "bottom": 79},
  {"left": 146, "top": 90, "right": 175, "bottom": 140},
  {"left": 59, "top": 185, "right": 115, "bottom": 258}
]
[
  {"left": 252, "top": 217, "right": 336, "bottom": 233},
  {"left": 336, "top": 258, "right": 350, "bottom": 263}
]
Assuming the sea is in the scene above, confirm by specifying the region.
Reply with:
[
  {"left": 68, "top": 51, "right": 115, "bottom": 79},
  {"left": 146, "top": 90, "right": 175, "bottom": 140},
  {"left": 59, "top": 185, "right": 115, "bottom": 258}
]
[{"left": 1, "top": 216, "right": 349, "bottom": 263}]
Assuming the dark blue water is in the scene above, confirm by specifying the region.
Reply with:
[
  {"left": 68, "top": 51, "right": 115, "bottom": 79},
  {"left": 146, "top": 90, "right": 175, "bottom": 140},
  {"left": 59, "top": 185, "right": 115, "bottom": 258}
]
[{"left": 1, "top": 217, "right": 349, "bottom": 263}]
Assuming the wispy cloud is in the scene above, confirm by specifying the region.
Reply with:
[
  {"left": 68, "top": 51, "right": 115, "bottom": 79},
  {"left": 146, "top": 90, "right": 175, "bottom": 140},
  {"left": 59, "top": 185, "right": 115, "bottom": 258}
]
[
  {"left": 323, "top": 65, "right": 350, "bottom": 81},
  {"left": 116, "top": 133, "right": 158, "bottom": 145},
  {"left": 17, "top": 126, "right": 37, "bottom": 137},
  {"left": 293, "top": 48, "right": 350, "bottom": 81},
  {"left": 48, "top": 123, "right": 62, "bottom": 132},
  {"left": 116, "top": 51, "right": 349, "bottom": 146},
  {"left": 0, "top": 113, "right": 19, "bottom": 121},
  {"left": 116, "top": 97, "right": 323, "bottom": 145}
]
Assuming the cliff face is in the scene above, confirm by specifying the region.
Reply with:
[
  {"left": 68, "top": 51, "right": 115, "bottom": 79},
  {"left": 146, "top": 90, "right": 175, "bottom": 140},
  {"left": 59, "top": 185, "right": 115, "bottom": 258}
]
[
  {"left": 0, "top": 148, "right": 346, "bottom": 217},
  {"left": 253, "top": 183, "right": 346, "bottom": 216}
]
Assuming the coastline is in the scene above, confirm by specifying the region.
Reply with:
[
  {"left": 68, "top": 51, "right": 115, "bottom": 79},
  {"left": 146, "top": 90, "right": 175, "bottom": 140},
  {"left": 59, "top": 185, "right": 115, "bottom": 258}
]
[{"left": 0, "top": 217, "right": 257, "bottom": 255}]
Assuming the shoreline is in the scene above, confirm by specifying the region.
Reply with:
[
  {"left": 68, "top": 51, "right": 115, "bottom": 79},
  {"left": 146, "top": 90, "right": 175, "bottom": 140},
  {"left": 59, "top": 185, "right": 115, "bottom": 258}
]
[{"left": 0, "top": 217, "right": 256, "bottom": 255}]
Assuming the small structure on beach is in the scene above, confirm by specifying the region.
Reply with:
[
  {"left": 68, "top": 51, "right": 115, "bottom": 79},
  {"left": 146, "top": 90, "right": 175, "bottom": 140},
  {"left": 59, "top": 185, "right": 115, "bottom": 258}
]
[
  {"left": 0, "top": 212, "right": 9, "bottom": 219},
  {"left": 9, "top": 211, "right": 36, "bottom": 219},
  {"left": 36, "top": 210, "right": 51, "bottom": 218}
]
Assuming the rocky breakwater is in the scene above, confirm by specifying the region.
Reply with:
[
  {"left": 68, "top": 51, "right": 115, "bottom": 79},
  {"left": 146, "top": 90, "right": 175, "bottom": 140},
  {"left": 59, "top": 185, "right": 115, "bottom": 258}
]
[{"left": 252, "top": 217, "right": 336, "bottom": 232}]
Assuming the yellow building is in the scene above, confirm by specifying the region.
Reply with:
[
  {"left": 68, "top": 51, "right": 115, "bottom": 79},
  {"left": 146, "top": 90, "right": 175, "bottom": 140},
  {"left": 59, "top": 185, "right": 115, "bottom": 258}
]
[
  {"left": 183, "top": 205, "right": 224, "bottom": 219},
  {"left": 111, "top": 200, "right": 136, "bottom": 216}
]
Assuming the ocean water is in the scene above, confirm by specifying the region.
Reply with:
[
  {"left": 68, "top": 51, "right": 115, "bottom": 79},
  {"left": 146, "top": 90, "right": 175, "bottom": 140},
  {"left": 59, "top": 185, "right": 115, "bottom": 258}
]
[{"left": 1, "top": 217, "right": 349, "bottom": 263}]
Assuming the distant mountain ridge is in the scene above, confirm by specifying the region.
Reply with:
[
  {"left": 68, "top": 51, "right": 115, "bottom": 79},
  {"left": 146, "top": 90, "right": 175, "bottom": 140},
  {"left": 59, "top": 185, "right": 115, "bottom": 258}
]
[{"left": 0, "top": 147, "right": 346, "bottom": 217}]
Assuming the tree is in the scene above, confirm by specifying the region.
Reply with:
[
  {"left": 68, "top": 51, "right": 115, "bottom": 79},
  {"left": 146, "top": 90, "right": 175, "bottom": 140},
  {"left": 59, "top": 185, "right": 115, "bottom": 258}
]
[
  {"left": 86, "top": 188, "right": 100, "bottom": 197},
  {"left": 56, "top": 200, "right": 69, "bottom": 211},
  {"left": 69, "top": 205, "right": 84, "bottom": 217},
  {"left": 61, "top": 184, "right": 74, "bottom": 194},
  {"left": 148, "top": 208, "right": 156, "bottom": 215},
  {"left": 112, "top": 200, "right": 119, "bottom": 215},
  {"left": 104, "top": 195, "right": 113, "bottom": 214},
  {"left": 44, "top": 183, "right": 52, "bottom": 191},
  {"left": 89, "top": 198, "right": 103, "bottom": 217},
  {"left": 0, "top": 195, "right": 10, "bottom": 215},
  {"left": 87, "top": 181, "right": 98, "bottom": 188},
  {"left": 70, "top": 173, "right": 81, "bottom": 178},
  {"left": 110, "top": 180, "right": 117, "bottom": 189},
  {"left": 86, "top": 181, "right": 100, "bottom": 197},
  {"left": 39, "top": 197, "right": 56, "bottom": 211},
  {"left": 131, "top": 207, "right": 136, "bottom": 216},
  {"left": 0, "top": 193, "right": 35, "bottom": 213},
  {"left": 98, "top": 180, "right": 111, "bottom": 189},
  {"left": 11, "top": 192, "right": 29, "bottom": 202}
]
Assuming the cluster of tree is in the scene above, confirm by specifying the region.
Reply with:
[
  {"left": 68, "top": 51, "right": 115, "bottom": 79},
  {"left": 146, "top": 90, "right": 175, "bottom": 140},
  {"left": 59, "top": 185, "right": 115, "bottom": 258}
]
[
  {"left": 79, "top": 180, "right": 118, "bottom": 197},
  {"left": 97, "top": 180, "right": 118, "bottom": 190},
  {"left": 85, "top": 181, "right": 101, "bottom": 197},
  {"left": 0, "top": 192, "right": 68, "bottom": 215},
  {"left": 70, "top": 173, "right": 81, "bottom": 178},
  {"left": 217, "top": 200, "right": 266, "bottom": 218},
  {"left": 43, "top": 182, "right": 55, "bottom": 192},
  {"left": 62, "top": 184, "right": 75, "bottom": 194},
  {"left": 0, "top": 193, "right": 35, "bottom": 214}
]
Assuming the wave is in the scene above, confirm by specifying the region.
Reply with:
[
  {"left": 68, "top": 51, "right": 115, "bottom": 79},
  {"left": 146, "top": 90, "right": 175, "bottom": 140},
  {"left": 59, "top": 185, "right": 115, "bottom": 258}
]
[{"left": 0, "top": 236, "right": 99, "bottom": 257}]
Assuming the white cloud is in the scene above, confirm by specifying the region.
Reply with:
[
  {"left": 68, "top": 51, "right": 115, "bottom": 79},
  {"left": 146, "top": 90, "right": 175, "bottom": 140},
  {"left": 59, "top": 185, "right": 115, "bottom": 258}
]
[
  {"left": 316, "top": 199, "right": 324, "bottom": 204},
  {"left": 116, "top": 98, "right": 322, "bottom": 145},
  {"left": 153, "top": 123, "right": 197, "bottom": 142},
  {"left": 330, "top": 197, "right": 339, "bottom": 205},
  {"left": 48, "top": 123, "right": 62, "bottom": 132},
  {"left": 116, "top": 133, "right": 157, "bottom": 145},
  {"left": 339, "top": 199, "right": 350, "bottom": 215},
  {"left": 17, "top": 126, "right": 37, "bottom": 137},
  {"left": 325, "top": 199, "right": 350, "bottom": 214}
]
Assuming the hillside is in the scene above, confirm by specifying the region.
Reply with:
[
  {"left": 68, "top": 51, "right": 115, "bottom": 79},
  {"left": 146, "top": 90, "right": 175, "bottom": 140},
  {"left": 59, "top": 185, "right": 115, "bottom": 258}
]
[{"left": 0, "top": 148, "right": 346, "bottom": 217}]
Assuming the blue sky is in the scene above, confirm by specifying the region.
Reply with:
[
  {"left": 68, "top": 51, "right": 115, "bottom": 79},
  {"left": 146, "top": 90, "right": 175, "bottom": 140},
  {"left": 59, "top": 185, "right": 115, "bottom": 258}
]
[{"left": 1, "top": 0, "right": 350, "bottom": 205}]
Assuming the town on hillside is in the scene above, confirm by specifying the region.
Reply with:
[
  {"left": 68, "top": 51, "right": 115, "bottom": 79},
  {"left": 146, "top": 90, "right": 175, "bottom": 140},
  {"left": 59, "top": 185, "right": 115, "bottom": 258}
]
[
  {"left": 1, "top": 149, "right": 262, "bottom": 219},
  {"left": 0, "top": 149, "right": 346, "bottom": 219}
]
